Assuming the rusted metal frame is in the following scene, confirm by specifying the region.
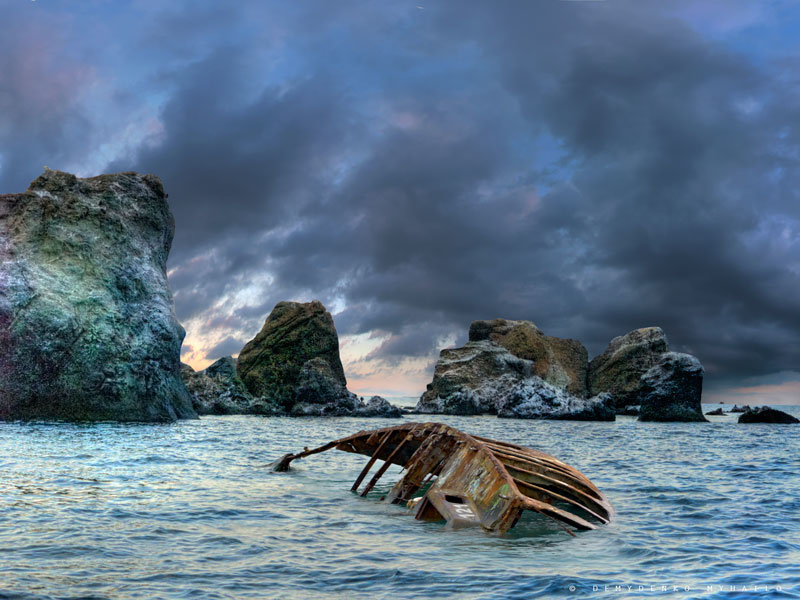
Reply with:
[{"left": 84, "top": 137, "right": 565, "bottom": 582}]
[
  {"left": 271, "top": 422, "right": 612, "bottom": 537},
  {"left": 418, "top": 470, "right": 438, "bottom": 491},
  {"left": 485, "top": 443, "right": 598, "bottom": 490},
  {"left": 272, "top": 425, "right": 408, "bottom": 471},
  {"left": 523, "top": 497, "right": 596, "bottom": 531},
  {"left": 270, "top": 439, "right": 342, "bottom": 471},
  {"left": 472, "top": 435, "right": 557, "bottom": 460},
  {"left": 350, "top": 430, "right": 394, "bottom": 492},
  {"left": 489, "top": 447, "right": 606, "bottom": 504},
  {"left": 505, "top": 462, "right": 610, "bottom": 520},
  {"left": 482, "top": 443, "right": 581, "bottom": 481},
  {"left": 503, "top": 462, "right": 610, "bottom": 519},
  {"left": 443, "top": 434, "right": 527, "bottom": 534},
  {"left": 475, "top": 438, "right": 600, "bottom": 489},
  {"left": 512, "top": 477, "right": 610, "bottom": 524},
  {"left": 491, "top": 449, "right": 607, "bottom": 506},
  {"left": 387, "top": 427, "right": 450, "bottom": 504},
  {"left": 359, "top": 426, "right": 419, "bottom": 497}
]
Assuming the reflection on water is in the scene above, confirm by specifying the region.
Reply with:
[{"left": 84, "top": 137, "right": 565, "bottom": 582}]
[{"left": 1, "top": 406, "right": 799, "bottom": 599}]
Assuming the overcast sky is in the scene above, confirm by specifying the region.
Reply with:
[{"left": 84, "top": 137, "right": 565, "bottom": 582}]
[{"left": 2, "top": 0, "right": 799, "bottom": 402}]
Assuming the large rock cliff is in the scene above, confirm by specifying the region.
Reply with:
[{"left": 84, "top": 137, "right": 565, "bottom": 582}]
[{"left": 0, "top": 169, "right": 195, "bottom": 421}]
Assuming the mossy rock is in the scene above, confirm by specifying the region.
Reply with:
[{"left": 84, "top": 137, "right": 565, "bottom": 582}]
[{"left": 237, "top": 300, "right": 346, "bottom": 410}]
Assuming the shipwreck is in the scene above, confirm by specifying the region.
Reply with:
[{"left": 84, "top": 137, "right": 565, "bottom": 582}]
[{"left": 272, "top": 422, "right": 613, "bottom": 535}]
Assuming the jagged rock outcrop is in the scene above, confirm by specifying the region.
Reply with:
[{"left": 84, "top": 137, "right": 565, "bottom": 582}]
[
  {"left": 588, "top": 327, "right": 668, "bottom": 409},
  {"left": 588, "top": 327, "right": 705, "bottom": 421},
  {"left": 237, "top": 300, "right": 400, "bottom": 417},
  {"left": 182, "top": 353, "right": 399, "bottom": 417},
  {"left": 637, "top": 353, "right": 706, "bottom": 422},
  {"left": 238, "top": 301, "right": 346, "bottom": 408},
  {"left": 469, "top": 319, "right": 588, "bottom": 396},
  {"left": 415, "top": 339, "right": 613, "bottom": 420},
  {"left": 738, "top": 407, "right": 799, "bottom": 424},
  {"left": 0, "top": 169, "right": 195, "bottom": 421},
  {"left": 181, "top": 357, "right": 277, "bottom": 415}
]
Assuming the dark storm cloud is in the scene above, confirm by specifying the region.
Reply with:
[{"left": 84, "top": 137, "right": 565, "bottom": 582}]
[
  {"left": 166, "top": 1, "right": 798, "bottom": 379},
  {"left": 0, "top": 8, "right": 102, "bottom": 192},
  {"left": 109, "top": 48, "right": 357, "bottom": 260},
  {"left": 4, "top": 1, "right": 798, "bottom": 386}
]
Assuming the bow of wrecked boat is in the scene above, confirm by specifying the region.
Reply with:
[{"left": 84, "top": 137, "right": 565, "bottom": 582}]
[{"left": 271, "top": 422, "right": 613, "bottom": 536}]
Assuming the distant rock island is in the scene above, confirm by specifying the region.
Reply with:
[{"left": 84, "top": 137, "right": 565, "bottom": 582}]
[
  {"left": 0, "top": 169, "right": 195, "bottom": 421},
  {"left": 185, "top": 300, "right": 401, "bottom": 418},
  {"left": 589, "top": 327, "right": 706, "bottom": 422},
  {"left": 415, "top": 321, "right": 707, "bottom": 422},
  {"left": 416, "top": 319, "right": 614, "bottom": 420},
  {"left": 738, "top": 406, "right": 799, "bottom": 424}
]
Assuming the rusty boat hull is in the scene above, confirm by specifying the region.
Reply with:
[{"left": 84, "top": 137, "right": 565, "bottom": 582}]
[{"left": 271, "top": 422, "right": 613, "bottom": 535}]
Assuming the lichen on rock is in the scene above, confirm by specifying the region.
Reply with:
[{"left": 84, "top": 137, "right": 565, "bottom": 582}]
[
  {"left": 468, "top": 319, "right": 589, "bottom": 396},
  {"left": 237, "top": 301, "right": 346, "bottom": 410}
]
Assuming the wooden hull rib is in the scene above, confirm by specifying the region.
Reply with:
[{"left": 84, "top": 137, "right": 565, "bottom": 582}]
[{"left": 271, "top": 422, "right": 613, "bottom": 536}]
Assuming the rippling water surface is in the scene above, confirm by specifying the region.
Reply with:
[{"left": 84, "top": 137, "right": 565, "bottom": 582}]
[{"left": 1, "top": 405, "right": 799, "bottom": 599}]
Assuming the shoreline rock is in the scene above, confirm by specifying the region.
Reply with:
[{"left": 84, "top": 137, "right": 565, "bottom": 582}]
[
  {"left": 237, "top": 301, "right": 346, "bottom": 410},
  {"left": 182, "top": 357, "right": 278, "bottom": 416},
  {"left": 588, "top": 327, "right": 669, "bottom": 410},
  {"left": 417, "top": 320, "right": 707, "bottom": 422},
  {"left": 0, "top": 170, "right": 195, "bottom": 422}
]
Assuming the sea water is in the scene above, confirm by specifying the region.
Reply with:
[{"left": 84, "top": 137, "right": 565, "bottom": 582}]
[{"left": 1, "top": 405, "right": 798, "bottom": 599}]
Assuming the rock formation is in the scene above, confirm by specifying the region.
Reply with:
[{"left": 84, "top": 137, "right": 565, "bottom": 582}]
[
  {"left": 418, "top": 319, "right": 707, "bottom": 421},
  {"left": 588, "top": 327, "right": 668, "bottom": 408},
  {"left": 416, "top": 336, "right": 613, "bottom": 420},
  {"left": 588, "top": 327, "right": 706, "bottom": 422},
  {"left": 738, "top": 407, "right": 799, "bottom": 424},
  {"left": 705, "top": 407, "right": 725, "bottom": 416},
  {"left": 237, "top": 300, "right": 400, "bottom": 417},
  {"left": 636, "top": 353, "right": 706, "bottom": 422},
  {"left": 181, "top": 357, "right": 276, "bottom": 415},
  {"left": 0, "top": 169, "right": 195, "bottom": 421},
  {"left": 469, "top": 319, "right": 588, "bottom": 396},
  {"left": 238, "top": 301, "right": 345, "bottom": 408}
]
